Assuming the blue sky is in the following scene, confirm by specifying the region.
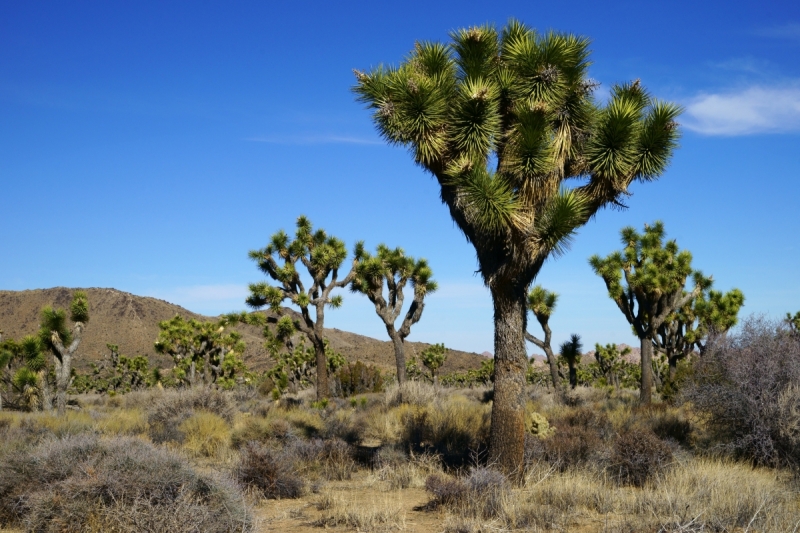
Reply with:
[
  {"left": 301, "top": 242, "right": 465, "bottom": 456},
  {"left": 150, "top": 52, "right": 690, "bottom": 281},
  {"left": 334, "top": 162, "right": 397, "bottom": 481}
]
[{"left": 2, "top": 1, "right": 799, "bottom": 355}]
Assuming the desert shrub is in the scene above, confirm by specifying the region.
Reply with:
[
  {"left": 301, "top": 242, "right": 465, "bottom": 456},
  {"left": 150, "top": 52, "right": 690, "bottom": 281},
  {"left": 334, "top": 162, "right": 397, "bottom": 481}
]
[
  {"left": 178, "top": 411, "right": 231, "bottom": 458},
  {"left": 609, "top": 428, "right": 672, "bottom": 486},
  {"left": 146, "top": 387, "right": 235, "bottom": 444},
  {"left": 683, "top": 316, "right": 800, "bottom": 467},
  {"left": 425, "top": 467, "right": 510, "bottom": 518},
  {"left": 528, "top": 406, "right": 613, "bottom": 471},
  {"left": 644, "top": 408, "right": 692, "bottom": 446},
  {"left": 0, "top": 434, "right": 252, "bottom": 532},
  {"left": 318, "top": 438, "right": 356, "bottom": 480},
  {"left": 334, "top": 360, "right": 384, "bottom": 397},
  {"left": 234, "top": 441, "right": 304, "bottom": 499}
]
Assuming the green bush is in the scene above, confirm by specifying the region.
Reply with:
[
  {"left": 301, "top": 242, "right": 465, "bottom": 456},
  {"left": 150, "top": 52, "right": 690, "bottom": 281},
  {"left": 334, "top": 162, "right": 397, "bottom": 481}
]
[{"left": 334, "top": 361, "right": 384, "bottom": 397}]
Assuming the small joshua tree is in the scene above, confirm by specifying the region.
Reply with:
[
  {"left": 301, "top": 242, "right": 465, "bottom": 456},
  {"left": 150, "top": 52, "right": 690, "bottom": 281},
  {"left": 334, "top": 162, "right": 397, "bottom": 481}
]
[
  {"left": 155, "top": 315, "right": 246, "bottom": 388},
  {"left": 558, "top": 334, "right": 582, "bottom": 389},
  {"left": 246, "top": 216, "right": 364, "bottom": 399},
  {"left": 350, "top": 244, "right": 437, "bottom": 384},
  {"left": 593, "top": 343, "right": 632, "bottom": 389},
  {"left": 524, "top": 286, "right": 563, "bottom": 395},
  {"left": 421, "top": 343, "right": 448, "bottom": 384},
  {"left": 654, "top": 287, "right": 744, "bottom": 383},
  {"left": 590, "top": 222, "right": 709, "bottom": 404},
  {"left": 36, "top": 291, "right": 89, "bottom": 414}
]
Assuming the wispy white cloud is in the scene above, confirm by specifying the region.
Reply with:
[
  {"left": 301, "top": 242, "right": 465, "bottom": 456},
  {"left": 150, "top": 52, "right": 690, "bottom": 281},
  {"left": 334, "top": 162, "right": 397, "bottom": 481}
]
[
  {"left": 709, "top": 56, "right": 772, "bottom": 75},
  {"left": 753, "top": 23, "right": 800, "bottom": 41},
  {"left": 245, "top": 134, "right": 383, "bottom": 145},
  {"left": 683, "top": 84, "right": 800, "bottom": 135},
  {"left": 145, "top": 284, "right": 249, "bottom": 314}
]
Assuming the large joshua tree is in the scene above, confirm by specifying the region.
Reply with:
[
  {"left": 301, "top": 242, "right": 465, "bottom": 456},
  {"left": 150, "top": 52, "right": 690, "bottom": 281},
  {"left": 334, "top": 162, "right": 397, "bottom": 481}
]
[
  {"left": 590, "top": 221, "right": 709, "bottom": 404},
  {"left": 524, "top": 286, "right": 562, "bottom": 395},
  {"left": 350, "top": 245, "right": 437, "bottom": 383},
  {"left": 246, "top": 216, "right": 364, "bottom": 400},
  {"left": 39, "top": 291, "right": 90, "bottom": 415},
  {"left": 354, "top": 20, "right": 680, "bottom": 474}
]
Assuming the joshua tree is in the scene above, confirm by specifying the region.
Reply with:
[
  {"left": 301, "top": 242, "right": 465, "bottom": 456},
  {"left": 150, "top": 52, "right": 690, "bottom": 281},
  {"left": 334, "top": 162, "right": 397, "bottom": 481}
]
[
  {"left": 246, "top": 216, "right": 364, "bottom": 399},
  {"left": 155, "top": 315, "right": 246, "bottom": 388},
  {"left": 654, "top": 287, "right": 744, "bottom": 382},
  {"left": 350, "top": 244, "right": 437, "bottom": 383},
  {"left": 593, "top": 343, "right": 632, "bottom": 389},
  {"left": 420, "top": 342, "right": 448, "bottom": 384},
  {"left": 524, "top": 286, "right": 563, "bottom": 395},
  {"left": 354, "top": 20, "right": 681, "bottom": 473},
  {"left": 785, "top": 311, "right": 800, "bottom": 336},
  {"left": 36, "top": 291, "right": 90, "bottom": 414},
  {"left": 590, "top": 222, "right": 708, "bottom": 404},
  {"left": 558, "top": 334, "right": 583, "bottom": 389}
]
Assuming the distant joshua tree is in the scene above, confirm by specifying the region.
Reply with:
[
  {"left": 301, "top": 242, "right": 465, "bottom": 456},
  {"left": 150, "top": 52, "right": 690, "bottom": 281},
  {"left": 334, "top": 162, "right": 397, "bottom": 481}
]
[
  {"left": 524, "top": 286, "right": 563, "bottom": 395},
  {"left": 590, "top": 222, "right": 709, "bottom": 404},
  {"left": 245, "top": 216, "right": 364, "bottom": 399},
  {"left": 558, "top": 334, "right": 582, "bottom": 389},
  {"left": 38, "top": 291, "right": 89, "bottom": 414},
  {"left": 350, "top": 245, "right": 437, "bottom": 384}
]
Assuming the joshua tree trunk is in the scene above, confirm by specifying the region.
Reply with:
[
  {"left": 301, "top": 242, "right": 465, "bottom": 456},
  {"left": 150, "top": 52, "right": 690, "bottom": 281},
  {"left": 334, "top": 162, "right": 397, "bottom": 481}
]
[
  {"left": 313, "top": 335, "right": 328, "bottom": 400},
  {"left": 524, "top": 326, "right": 563, "bottom": 396},
  {"left": 387, "top": 328, "right": 406, "bottom": 385},
  {"left": 487, "top": 284, "right": 529, "bottom": 480},
  {"left": 639, "top": 338, "right": 654, "bottom": 404},
  {"left": 40, "top": 370, "right": 53, "bottom": 411},
  {"left": 568, "top": 363, "right": 577, "bottom": 389}
]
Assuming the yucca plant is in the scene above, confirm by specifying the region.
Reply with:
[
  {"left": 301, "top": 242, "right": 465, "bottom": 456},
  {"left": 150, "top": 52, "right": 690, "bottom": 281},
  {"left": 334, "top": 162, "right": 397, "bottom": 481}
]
[
  {"left": 558, "top": 333, "right": 583, "bottom": 390},
  {"left": 354, "top": 20, "right": 681, "bottom": 473},
  {"left": 244, "top": 216, "right": 364, "bottom": 399},
  {"left": 590, "top": 221, "right": 709, "bottom": 404},
  {"left": 350, "top": 244, "right": 437, "bottom": 383},
  {"left": 524, "top": 285, "right": 562, "bottom": 395}
]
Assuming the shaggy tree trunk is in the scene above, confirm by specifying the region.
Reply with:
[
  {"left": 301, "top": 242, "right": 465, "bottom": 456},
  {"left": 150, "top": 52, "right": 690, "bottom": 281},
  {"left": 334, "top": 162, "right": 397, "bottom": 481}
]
[
  {"left": 388, "top": 330, "right": 406, "bottom": 385},
  {"left": 40, "top": 371, "right": 53, "bottom": 411},
  {"left": 54, "top": 353, "right": 72, "bottom": 415},
  {"left": 639, "top": 338, "right": 654, "bottom": 405},
  {"left": 313, "top": 335, "right": 328, "bottom": 400},
  {"left": 488, "top": 284, "right": 529, "bottom": 480}
]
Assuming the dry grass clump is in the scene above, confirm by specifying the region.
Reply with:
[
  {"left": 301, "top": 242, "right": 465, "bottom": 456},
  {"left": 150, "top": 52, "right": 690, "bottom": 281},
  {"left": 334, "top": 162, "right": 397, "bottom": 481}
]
[
  {"left": 234, "top": 441, "right": 305, "bottom": 499},
  {"left": 96, "top": 408, "right": 149, "bottom": 436},
  {"left": 30, "top": 410, "right": 96, "bottom": 438},
  {"left": 372, "top": 450, "right": 442, "bottom": 490},
  {"left": 146, "top": 386, "right": 235, "bottom": 444},
  {"left": 178, "top": 411, "right": 231, "bottom": 458},
  {"left": 383, "top": 380, "right": 443, "bottom": 407},
  {"left": 402, "top": 394, "right": 491, "bottom": 467},
  {"left": 0, "top": 433, "right": 252, "bottom": 532},
  {"left": 425, "top": 467, "right": 510, "bottom": 518},
  {"left": 315, "top": 490, "right": 406, "bottom": 532},
  {"left": 632, "top": 458, "right": 800, "bottom": 532}
]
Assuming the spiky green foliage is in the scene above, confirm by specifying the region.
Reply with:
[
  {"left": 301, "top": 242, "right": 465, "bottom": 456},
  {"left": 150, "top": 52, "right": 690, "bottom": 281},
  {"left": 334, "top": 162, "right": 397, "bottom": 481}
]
[
  {"left": 590, "top": 221, "right": 707, "bottom": 403},
  {"left": 655, "top": 287, "right": 745, "bottom": 370},
  {"left": 524, "top": 286, "right": 563, "bottom": 394},
  {"left": 558, "top": 333, "right": 583, "bottom": 389},
  {"left": 0, "top": 334, "right": 52, "bottom": 411},
  {"left": 246, "top": 216, "right": 362, "bottom": 399},
  {"left": 154, "top": 315, "right": 247, "bottom": 388},
  {"left": 351, "top": 244, "right": 437, "bottom": 383},
  {"left": 355, "top": 20, "right": 681, "bottom": 473},
  {"left": 784, "top": 311, "right": 800, "bottom": 335}
]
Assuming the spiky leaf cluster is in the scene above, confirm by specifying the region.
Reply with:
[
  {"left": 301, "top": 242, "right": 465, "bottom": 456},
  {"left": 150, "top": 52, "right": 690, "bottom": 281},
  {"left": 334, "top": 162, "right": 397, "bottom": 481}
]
[
  {"left": 559, "top": 334, "right": 583, "bottom": 367},
  {"left": 527, "top": 285, "right": 557, "bottom": 322},
  {"left": 154, "top": 315, "right": 246, "bottom": 386},
  {"left": 354, "top": 21, "right": 681, "bottom": 281},
  {"left": 420, "top": 342, "right": 448, "bottom": 379},
  {"left": 589, "top": 221, "right": 709, "bottom": 337},
  {"left": 247, "top": 215, "right": 363, "bottom": 319}
]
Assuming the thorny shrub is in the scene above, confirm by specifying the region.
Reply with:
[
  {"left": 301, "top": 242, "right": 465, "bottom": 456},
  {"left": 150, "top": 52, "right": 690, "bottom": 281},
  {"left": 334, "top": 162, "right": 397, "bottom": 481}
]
[
  {"left": 609, "top": 428, "right": 673, "bottom": 486},
  {"left": 234, "top": 441, "right": 305, "bottom": 499},
  {"left": 0, "top": 434, "right": 252, "bottom": 532},
  {"left": 683, "top": 315, "right": 800, "bottom": 467}
]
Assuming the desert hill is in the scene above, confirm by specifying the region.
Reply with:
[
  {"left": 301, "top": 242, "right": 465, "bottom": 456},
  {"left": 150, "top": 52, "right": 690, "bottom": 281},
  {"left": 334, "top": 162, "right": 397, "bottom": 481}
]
[{"left": 0, "top": 287, "right": 487, "bottom": 375}]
